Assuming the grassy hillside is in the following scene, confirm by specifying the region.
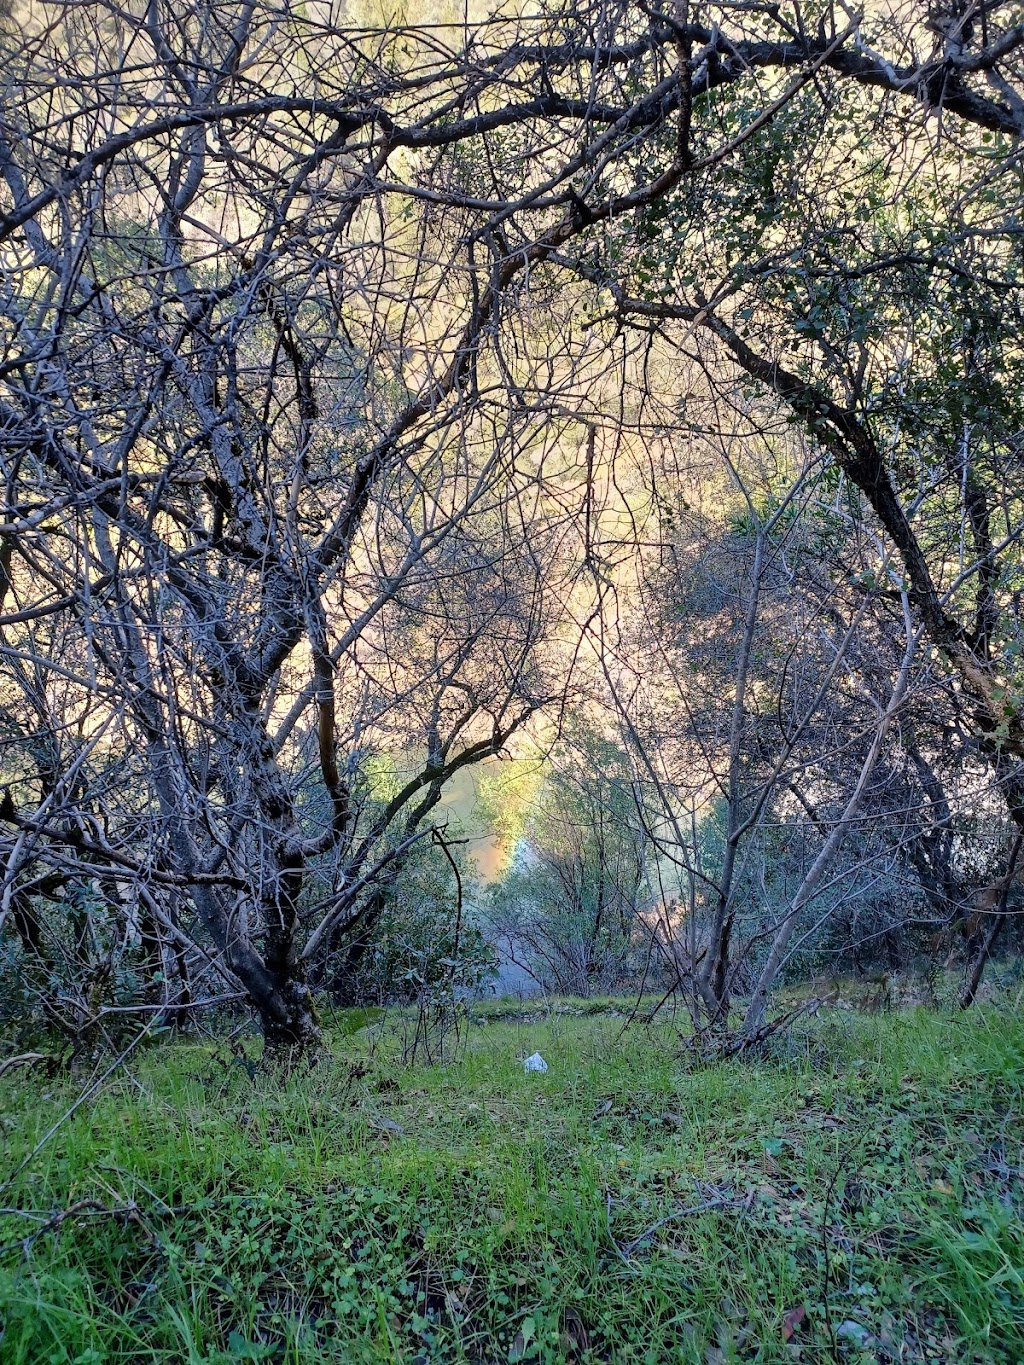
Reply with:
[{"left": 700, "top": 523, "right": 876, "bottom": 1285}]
[{"left": 0, "top": 999, "right": 1022, "bottom": 1363}]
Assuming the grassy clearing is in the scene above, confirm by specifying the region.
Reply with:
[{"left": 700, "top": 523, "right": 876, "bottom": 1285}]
[{"left": 0, "top": 998, "right": 1022, "bottom": 1364}]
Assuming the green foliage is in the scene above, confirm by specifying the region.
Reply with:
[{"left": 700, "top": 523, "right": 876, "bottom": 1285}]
[
  {"left": 475, "top": 759, "right": 546, "bottom": 859},
  {"left": 485, "top": 734, "right": 651, "bottom": 995},
  {"left": 342, "top": 832, "right": 496, "bottom": 1006},
  {"left": 0, "top": 877, "right": 156, "bottom": 1046}
]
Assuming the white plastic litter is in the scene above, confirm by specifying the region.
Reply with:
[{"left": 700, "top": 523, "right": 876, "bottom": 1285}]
[{"left": 523, "top": 1052, "right": 548, "bottom": 1073}]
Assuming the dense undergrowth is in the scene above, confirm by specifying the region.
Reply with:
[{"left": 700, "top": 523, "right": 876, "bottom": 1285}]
[{"left": 0, "top": 995, "right": 1022, "bottom": 1364}]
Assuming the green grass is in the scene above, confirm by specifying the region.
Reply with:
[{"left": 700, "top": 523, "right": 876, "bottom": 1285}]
[{"left": 0, "top": 998, "right": 1022, "bottom": 1363}]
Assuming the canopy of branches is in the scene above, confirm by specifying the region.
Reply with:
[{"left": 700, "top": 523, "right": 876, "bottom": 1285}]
[{"left": 1, "top": 0, "right": 1023, "bottom": 1048}]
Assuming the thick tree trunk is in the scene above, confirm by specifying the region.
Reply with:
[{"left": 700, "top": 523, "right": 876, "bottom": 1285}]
[{"left": 257, "top": 975, "right": 321, "bottom": 1051}]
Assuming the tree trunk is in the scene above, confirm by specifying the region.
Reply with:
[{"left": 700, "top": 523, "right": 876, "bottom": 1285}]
[
  {"left": 959, "top": 912, "right": 1007, "bottom": 1010},
  {"left": 257, "top": 975, "right": 321, "bottom": 1052},
  {"left": 959, "top": 826, "right": 1022, "bottom": 1009}
]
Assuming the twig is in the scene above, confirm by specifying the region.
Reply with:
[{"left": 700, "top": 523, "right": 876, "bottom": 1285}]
[
  {"left": 0, "top": 1198, "right": 136, "bottom": 1260},
  {"left": 622, "top": 1196, "right": 742, "bottom": 1255},
  {"left": 612, "top": 1183, "right": 752, "bottom": 1259},
  {"left": 0, "top": 1052, "right": 47, "bottom": 1080}
]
